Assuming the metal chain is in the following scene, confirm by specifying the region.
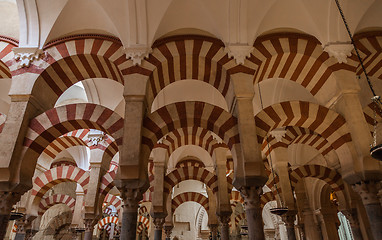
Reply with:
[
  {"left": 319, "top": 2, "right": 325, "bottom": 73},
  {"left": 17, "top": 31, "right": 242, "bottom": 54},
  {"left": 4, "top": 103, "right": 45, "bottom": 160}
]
[{"left": 257, "top": 82, "right": 285, "bottom": 208}]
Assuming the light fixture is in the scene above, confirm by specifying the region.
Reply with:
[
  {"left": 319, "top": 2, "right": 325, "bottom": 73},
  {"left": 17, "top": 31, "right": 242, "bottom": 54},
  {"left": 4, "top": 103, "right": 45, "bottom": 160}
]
[{"left": 335, "top": 0, "right": 382, "bottom": 160}]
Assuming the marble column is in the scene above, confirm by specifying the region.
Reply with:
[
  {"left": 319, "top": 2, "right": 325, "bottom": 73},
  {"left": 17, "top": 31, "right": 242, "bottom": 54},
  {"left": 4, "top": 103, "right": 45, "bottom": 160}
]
[
  {"left": 153, "top": 217, "right": 165, "bottom": 240},
  {"left": 119, "top": 187, "right": 143, "bottom": 240},
  {"left": 83, "top": 219, "right": 95, "bottom": 240},
  {"left": 164, "top": 225, "right": 173, "bottom": 240},
  {"left": 281, "top": 211, "right": 297, "bottom": 240},
  {"left": 240, "top": 186, "right": 264, "bottom": 240},
  {"left": 218, "top": 214, "right": 231, "bottom": 240},
  {"left": 352, "top": 181, "right": 382, "bottom": 239},
  {"left": 316, "top": 208, "right": 340, "bottom": 240},
  {"left": 342, "top": 209, "right": 363, "bottom": 240},
  {"left": 209, "top": 224, "right": 219, "bottom": 240}
]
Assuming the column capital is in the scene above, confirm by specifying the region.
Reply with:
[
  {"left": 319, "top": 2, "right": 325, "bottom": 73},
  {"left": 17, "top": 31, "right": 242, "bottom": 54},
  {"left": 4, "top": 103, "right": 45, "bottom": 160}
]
[
  {"left": 239, "top": 186, "right": 262, "bottom": 210},
  {"left": 282, "top": 211, "right": 297, "bottom": 228},
  {"left": 164, "top": 224, "right": 173, "bottom": 238},
  {"left": 352, "top": 181, "right": 380, "bottom": 205},
  {"left": 217, "top": 213, "right": 231, "bottom": 227},
  {"left": 341, "top": 209, "right": 359, "bottom": 228},
  {"left": 0, "top": 191, "right": 22, "bottom": 215},
  {"left": 120, "top": 187, "right": 144, "bottom": 212},
  {"left": 153, "top": 217, "right": 165, "bottom": 230}
]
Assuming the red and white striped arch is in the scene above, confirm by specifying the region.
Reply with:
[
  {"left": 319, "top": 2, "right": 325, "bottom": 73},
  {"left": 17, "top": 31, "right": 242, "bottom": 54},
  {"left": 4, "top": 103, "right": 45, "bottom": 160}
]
[
  {"left": 12, "top": 35, "right": 127, "bottom": 102},
  {"left": 98, "top": 216, "right": 119, "bottom": 230},
  {"left": 230, "top": 190, "right": 244, "bottom": 204},
  {"left": 289, "top": 165, "right": 344, "bottom": 192},
  {"left": 137, "top": 216, "right": 150, "bottom": 234},
  {"left": 143, "top": 101, "right": 239, "bottom": 150},
  {"left": 43, "top": 136, "right": 89, "bottom": 159},
  {"left": 250, "top": 33, "right": 358, "bottom": 96},
  {"left": 23, "top": 103, "right": 123, "bottom": 166},
  {"left": 175, "top": 158, "right": 205, "bottom": 168},
  {"left": 138, "top": 205, "right": 148, "bottom": 216},
  {"left": 0, "top": 37, "right": 17, "bottom": 78},
  {"left": 38, "top": 194, "right": 75, "bottom": 216},
  {"left": 164, "top": 166, "right": 218, "bottom": 194},
  {"left": 354, "top": 32, "right": 382, "bottom": 79},
  {"left": 262, "top": 126, "right": 335, "bottom": 157},
  {"left": 260, "top": 191, "right": 276, "bottom": 209},
  {"left": 30, "top": 166, "right": 89, "bottom": 215},
  {"left": 103, "top": 193, "right": 122, "bottom": 212},
  {"left": 229, "top": 212, "right": 246, "bottom": 227},
  {"left": 99, "top": 168, "right": 118, "bottom": 201},
  {"left": 171, "top": 192, "right": 209, "bottom": 213},
  {"left": 155, "top": 126, "right": 229, "bottom": 157},
  {"left": 255, "top": 101, "right": 352, "bottom": 162},
  {"left": 125, "top": 35, "right": 256, "bottom": 108}
]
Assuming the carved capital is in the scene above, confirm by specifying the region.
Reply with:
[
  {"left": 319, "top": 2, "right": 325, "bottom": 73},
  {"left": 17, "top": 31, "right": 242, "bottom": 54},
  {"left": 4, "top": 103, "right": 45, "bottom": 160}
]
[
  {"left": 125, "top": 45, "right": 152, "bottom": 66},
  {"left": 270, "top": 128, "right": 287, "bottom": 142},
  {"left": 281, "top": 211, "right": 297, "bottom": 228},
  {"left": 120, "top": 187, "right": 144, "bottom": 212},
  {"left": 209, "top": 224, "right": 218, "bottom": 234},
  {"left": 352, "top": 181, "right": 380, "bottom": 205},
  {"left": 239, "top": 186, "right": 262, "bottom": 210},
  {"left": 164, "top": 225, "right": 173, "bottom": 237},
  {"left": 0, "top": 191, "right": 22, "bottom": 215},
  {"left": 322, "top": 42, "right": 353, "bottom": 64},
  {"left": 153, "top": 217, "right": 165, "bottom": 230},
  {"left": 225, "top": 44, "right": 254, "bottom": 65},
  {"left": 217, "top": 214, "right": 231, "bottom": 227},
  {"left": 13, "top": 47, "right": 44, "bottom": 68},
  {"left": 341, "top": 209, "right": 359, "bottom": 228},
  {"left": 83, "top": 219, "right": 96, "bottom": 232}
]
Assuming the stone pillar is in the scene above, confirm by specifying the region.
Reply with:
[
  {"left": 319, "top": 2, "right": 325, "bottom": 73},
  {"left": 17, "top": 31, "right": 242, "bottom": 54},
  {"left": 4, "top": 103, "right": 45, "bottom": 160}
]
[
  {"left": 71, "top": 190, "right": 85, "bottom": 228},
  {"left": 316, "top": 208, "right": 340, "bottom": 240},
  {"left": 119, "top": 187, "right": 143, "bottom": 240},
  {"left": 240, "top": 186, "right": 264, "bottom": 240},
  {"left": 281, "top": 211, "right": 297, "bottom": 240},
  {"left": 164, "top": 224, "right": 173, "bottom": 240},
  {"left": 217, "top": 214, "right": 230, "bottom": 240},
  {"left": 352, "top": 181, "right": 382, "bottom": 239},
  {"left": 209, "top": 224, "right": 218, "bottom": 240},
  {"left": 153, "top": 217, "right": 165, "bottom": 240},
  {"left": 83, "top": 219, "right": 95, "bottom": 240},
  {"left": 341, "top": 209, "right": 362, "bottom": 240},
  {"left": 0, "top": 192, "right": 22, "bottom": 239}
]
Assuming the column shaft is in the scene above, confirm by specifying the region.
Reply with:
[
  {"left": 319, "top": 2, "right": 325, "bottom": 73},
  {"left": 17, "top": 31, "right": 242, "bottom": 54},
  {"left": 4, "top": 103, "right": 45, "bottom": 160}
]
[
  {"left": 353, "top": 181, "right": 382, "bottom": 239},
  {"left": 240, "top": 186, "right": 264, "bottom": 240},
  {"left": 282, "top": 213, "right": 296, "bottom": 240}
]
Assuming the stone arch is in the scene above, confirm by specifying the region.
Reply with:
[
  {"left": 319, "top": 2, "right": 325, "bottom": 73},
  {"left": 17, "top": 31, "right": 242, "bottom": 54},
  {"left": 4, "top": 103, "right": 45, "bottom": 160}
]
[
  {"left": 354, "top": 31, "right": 382, "bottom": 79},
  {"left": 138, "top": 205, "right": 148, "bottom": 216},
  {"left": 21, "top": 103, "right": 123, "bottom": 182},
  {"left": 125, "top": 35, "right": 256, "bottom": 109},
  {"left": 289, "top": 164, "right": 347, "bottom": 209},
  {"left": 229, "top": 212, "right": 246, "bottom": 228},
  {"left": 164, "top": 166, "right": 218, "bottom": 194},
  {"left": 43, "top": 210, "right": 73, "bottom": 237},
  {"left": 175, "top": 158, "right": 206, "bottom": 168},
  {"left": 29, "top": 165, "right": 89, "bottom": 216},
  {"left": 103, "top": 193, "right": 122, "bottom": 212},
  {"left": 136, "top": 216, "right": 150, "bottom": 235},
  {"left": 26, "top": 35, "right": 126, "bottom": 108},
  {"left": 250, "top": 33, "right": 358, "bottom": 97},
  {"left": 154, "top": 126, "right": 229, "bottom": 157},
  {"left": 38, "top": 194, "right": 75, "bottom": 216},
  {"left": 171, "top": 192, "right": 209, "bottom": 213},
  {"left": 0, "top": 37, "right": 17, "bottom": 79},
  {"left": 255, "top": 100, "right": 353, "bottom": 167},
  {"left": 363, "top": 102, "right": 382, "bottom": 135},
  {"left": 142, "top": 101, "right": 239, "bottom": 152},
  {"left": 262, "top": 126, "right": 335, "bottom": 157},
  {"left": 43, "top": 135, "right": 89, "bottom": 159},
  {"left": 97, "top": 216, "right": 119, "bottom": 230},
  {"left": 260, "top": 191, "right": 276, "bottom": 209}
]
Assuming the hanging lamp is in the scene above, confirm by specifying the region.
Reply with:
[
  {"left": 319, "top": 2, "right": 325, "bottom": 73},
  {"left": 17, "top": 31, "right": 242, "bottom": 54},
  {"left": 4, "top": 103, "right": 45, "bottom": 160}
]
[
  {"left": 257, "top": 82, "right": 288, "bottom": 216},
  {"left": 334, "top": 0, "right": 382, "bottom": 160}
]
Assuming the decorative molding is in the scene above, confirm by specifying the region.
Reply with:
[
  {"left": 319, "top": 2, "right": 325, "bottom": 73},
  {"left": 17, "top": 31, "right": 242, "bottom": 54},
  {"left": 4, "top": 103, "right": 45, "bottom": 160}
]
[
  {"left": 13, "top": 47, "right": 43, "bottom": 68},
  {"left": 225, "top": 44, "right": 254, "bottom": 65},
  {"left": 322, "top": 42, "right": 353, "bottom": 64},
  {"left": 270, "top": 128, "right": 287, "bottom": 142},
  {"left": 124, "top": 45, "right": 152, "bottom": 66}
]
